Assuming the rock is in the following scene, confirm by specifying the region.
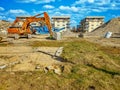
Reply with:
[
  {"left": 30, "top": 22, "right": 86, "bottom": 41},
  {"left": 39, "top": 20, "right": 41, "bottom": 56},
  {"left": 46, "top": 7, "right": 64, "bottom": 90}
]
[
  {"left": 44, "top": 64, "right": 64, "bottom": 75},
  {"left": 54, "top": 67, "right": 62, "bottom": 75},
  {"left": 55, "top": 47, "right": 63, "bottom": 57},
  {"left": 0, "top": 64, "right": 8, "bottom": 69},
  {"left": 35, "top": 65, "right": 41, "bottom": 69},
  {"left": 0, "top": 20, "right": 11, "bottom": 31}
]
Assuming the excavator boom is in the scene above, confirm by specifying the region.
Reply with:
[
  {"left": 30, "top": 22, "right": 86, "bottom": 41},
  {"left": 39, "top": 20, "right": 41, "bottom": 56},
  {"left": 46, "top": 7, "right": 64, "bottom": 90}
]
[{"left": 8, "top": 12, "right": 53, "bottom": 38}]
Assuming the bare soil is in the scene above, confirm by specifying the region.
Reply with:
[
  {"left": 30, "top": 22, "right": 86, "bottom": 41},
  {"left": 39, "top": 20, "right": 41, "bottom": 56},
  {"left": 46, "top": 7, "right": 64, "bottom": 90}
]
[{"left": 0, "top": 35, "right": 64, "bottom": 71}]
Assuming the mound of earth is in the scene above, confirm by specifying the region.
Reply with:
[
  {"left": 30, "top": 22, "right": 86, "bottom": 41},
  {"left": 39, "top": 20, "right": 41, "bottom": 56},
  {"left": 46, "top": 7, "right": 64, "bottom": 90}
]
[
  {"left": 0, "top": 20, "right": 11, "bottom": 31},
  {"left": 83, "top": 17, "right": 120, "bottom": 38}
]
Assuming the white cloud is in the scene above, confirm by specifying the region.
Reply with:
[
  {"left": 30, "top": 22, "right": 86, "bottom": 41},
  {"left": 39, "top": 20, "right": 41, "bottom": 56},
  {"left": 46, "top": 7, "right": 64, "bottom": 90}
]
[
  {"left": 7, "top": 18, "right": 14, "bottom": 21},
  {"left": 72, "top": 0, "right": 120, "bottom": 13},
  {"left": 59, "top": 6, "right": 79, "bottom": 12},
  {"left": 59, "top": 6, "right": 70, "bottom": 10},
  {"left": 0, "top": 7, "right": 5, "bottom": 11},
  {"left": 0, "top": 16, "right": 6, "bottom": 19},
  {"left": 6, "top": 9, "right": 30, "bottom": 20},
  {"left": 9, "top": 9, "right": 26, "bottom": 14},
  {"left": 73, "top": 0, "right": 119, "bottom": 6},
  {"left": 71, "top": 7, "right": 79, "bottom": 12},
  {"left": 16, "top": 0, "right": 55, "bottom": 4},
  {"left": 71, "top": 20, "right": 77, "bottom": 24},
  {"left": 73, "top": 0, "right": 95, "bottom": 5},
  {"left": 43, "top": 5, "right": 54, "bottom": 9},
  {"left": 74, "top": 0, "right": 85, "bottom": 4},
  {"left": 88, "top": 0, "right": 94, "bottom": 3},
  {"left": 52, "top": 11, "right": 62, "bottom": 15},
  {"left": 36, "top": 0, "right": 55, "bottom": 4},
  {"left": 92, "top": 9, "right": 102, "bottom": 12}
]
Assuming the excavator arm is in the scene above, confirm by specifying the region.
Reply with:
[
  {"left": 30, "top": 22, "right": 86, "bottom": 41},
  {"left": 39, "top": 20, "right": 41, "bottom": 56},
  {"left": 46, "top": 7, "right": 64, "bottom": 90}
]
[
  {"left": 8, "top": 12, "right": 53, "bottom": 37},
  {"left": 21, "top": 12, "right": 53, "bottom": 36}
]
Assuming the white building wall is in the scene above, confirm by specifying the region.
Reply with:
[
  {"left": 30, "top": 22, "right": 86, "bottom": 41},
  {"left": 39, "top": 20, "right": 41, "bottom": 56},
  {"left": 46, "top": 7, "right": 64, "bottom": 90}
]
[
  {"left": 81, "top": 17, "right": 104, "bottom": 32},
  {"left": 52, "top": 16, "right": 70, "bottom": 31}
]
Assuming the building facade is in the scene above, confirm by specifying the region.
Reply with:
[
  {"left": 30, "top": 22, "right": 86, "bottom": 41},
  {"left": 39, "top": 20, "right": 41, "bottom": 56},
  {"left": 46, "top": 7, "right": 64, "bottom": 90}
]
[
  {"left": 81, "top": 16, "right": 104, "bottom": 32},
  {"left": 52, "top": 16, "right": 70, "bottom": 31}
]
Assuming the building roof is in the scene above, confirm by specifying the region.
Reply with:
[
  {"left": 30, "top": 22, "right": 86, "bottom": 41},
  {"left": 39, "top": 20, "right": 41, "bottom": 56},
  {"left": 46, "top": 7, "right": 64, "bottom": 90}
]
[
  {"left": 52, "top": 16, "right": 70, "bottom": 19},
  {"left": 86, "top": 16, "right": 104, "bottom": 19}
]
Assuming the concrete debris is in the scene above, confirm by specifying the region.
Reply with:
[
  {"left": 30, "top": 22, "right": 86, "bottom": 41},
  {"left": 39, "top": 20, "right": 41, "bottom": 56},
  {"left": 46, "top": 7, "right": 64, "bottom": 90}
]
[
  {"left": 54, "top": 67, "right": 62, "bottom": 75},
  {"left": 82, "top": 17, "right": 120, "bottom": 38},
  {"left": 62, "top": 30, "right": 79, "bottom": 37},
  {"left": 0, "top": 60, "right": 20, "bottom": 70},
  {"left": 53, "top": 30, "right": 79, "bottom": 40},
  {"left": 0, "top": 20, "right": 11, "bottom": 31},
  {"left": 9, "top": 61, "right": 20, "bottom": 66},
  {"left": 53, "top": 32, "right": 62, "bottom": 40},
  {"left": 0, "top": 20, "right": 11, "bottom": 40},
  {"left": 55, "top": 47, "right": 63, "bottom": 57},
  {"left": 35, "top": 47, "right": 63, "bottom": 58},
  {"left": 44, "top": 65, "right": 64, "bottom": 75},
  {"left": 0, "top": 64, "right": 8, "bottom": 69},
  {"left": 104, "top": 32, "right": 112, "bottom": 38},
  {"left": 35, "top": 65, "right": 41, "bottom": 69}
]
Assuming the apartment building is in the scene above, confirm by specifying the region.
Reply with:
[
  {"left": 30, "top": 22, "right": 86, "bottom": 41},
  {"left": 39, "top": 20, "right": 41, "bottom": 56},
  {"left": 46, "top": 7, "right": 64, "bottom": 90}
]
[
  {"left": 52, "top": 16, "right": 70, "bottom": 31},
  {"left": 81, "top": 16, "right": 104, "bottom": 32}
]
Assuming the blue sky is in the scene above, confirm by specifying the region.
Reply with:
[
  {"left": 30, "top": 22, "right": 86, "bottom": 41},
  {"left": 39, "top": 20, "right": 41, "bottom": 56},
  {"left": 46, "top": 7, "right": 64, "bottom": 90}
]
[{"left": 0, "top": 0, "right": 120, "bottom": 26}]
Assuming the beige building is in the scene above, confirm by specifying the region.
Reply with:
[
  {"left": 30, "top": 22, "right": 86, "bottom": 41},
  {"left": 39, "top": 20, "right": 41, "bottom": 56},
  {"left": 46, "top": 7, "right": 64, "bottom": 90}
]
[
  {"left": 52, "top": 16, "right": 70, "bottom": 31},
  {"left": 81, "top": 16, "right": 104, "bottom": 32}
]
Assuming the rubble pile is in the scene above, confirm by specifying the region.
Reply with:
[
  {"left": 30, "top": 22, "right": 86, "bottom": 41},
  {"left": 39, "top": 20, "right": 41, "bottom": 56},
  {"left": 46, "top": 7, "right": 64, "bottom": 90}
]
[
  {"left": 62, "top": 30, "right": 79, "bottom": 37},
  {"left": 0, "top": 20, "right": 11, "bottom": 31},
  {"left": 83, "top": 17, "right": 120, "bottom": 38}
]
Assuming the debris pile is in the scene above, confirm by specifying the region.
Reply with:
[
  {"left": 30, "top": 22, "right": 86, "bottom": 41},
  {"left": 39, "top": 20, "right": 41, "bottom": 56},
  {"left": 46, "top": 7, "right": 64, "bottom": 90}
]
[
  {"left": 0, "top": 20, "right": 11, "bottom": 39},
  {"left": 44, "top": 64, "right": 64, "bottom": 75},
  {"left": 83, "top": 17, "right": 120, "bottom": 38},
  {"left": 0, "top": 20, "right": 11, "bottom": 31},
  {"left": 62, "top": 30, "right": 79, "bottom": 37}
]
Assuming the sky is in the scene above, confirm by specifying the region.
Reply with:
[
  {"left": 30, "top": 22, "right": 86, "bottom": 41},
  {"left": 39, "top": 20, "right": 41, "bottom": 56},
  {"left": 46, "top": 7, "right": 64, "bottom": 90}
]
[{"left": 0, "top": 0, "right": 120, "bottom": 26}]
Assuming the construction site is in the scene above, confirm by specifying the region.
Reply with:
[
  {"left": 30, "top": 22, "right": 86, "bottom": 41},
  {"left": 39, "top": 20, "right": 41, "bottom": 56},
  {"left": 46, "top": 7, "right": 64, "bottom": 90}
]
[{"left": 0, "top": 12, "right": 120, "bottom": 90}]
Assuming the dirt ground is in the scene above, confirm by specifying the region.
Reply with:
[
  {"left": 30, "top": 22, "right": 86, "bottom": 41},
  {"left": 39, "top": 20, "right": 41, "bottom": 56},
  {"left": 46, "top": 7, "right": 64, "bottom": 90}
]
[
  {"left": 0, "top": 46, "right": 63, "bottom": 71},
  {"left": 0, "top": 35, "right": 64, "bottom": 71},
  {"left": 0, "top": 34, "right": 120, "bottom": 72}
]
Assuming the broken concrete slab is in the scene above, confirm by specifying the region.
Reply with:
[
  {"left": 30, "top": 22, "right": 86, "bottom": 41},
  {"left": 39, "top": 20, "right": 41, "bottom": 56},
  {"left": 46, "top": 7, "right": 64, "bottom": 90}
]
[
  {"left": 44, "top": 64, "right": 64, "bottom": 75},
  {"left": 55, "top": 47, "right": 63, "bottom": 57}
]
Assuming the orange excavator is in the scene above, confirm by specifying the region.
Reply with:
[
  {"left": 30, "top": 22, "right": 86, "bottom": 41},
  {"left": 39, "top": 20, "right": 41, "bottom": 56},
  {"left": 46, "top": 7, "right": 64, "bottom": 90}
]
[{"left": 8, "top": 12, "right": 53, "bottom": 39}]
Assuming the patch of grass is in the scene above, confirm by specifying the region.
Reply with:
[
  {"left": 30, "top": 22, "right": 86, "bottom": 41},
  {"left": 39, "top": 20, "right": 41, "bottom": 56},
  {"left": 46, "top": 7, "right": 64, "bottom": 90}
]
[
  {"left": 29, "top": 41, "right": 67, "bottom": 47},
  {"left": 0, "top": 38, "right": 120, "bottom": 90},
  {"left": 99, "top": 46, "right": 120, "bottom": 65}
]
